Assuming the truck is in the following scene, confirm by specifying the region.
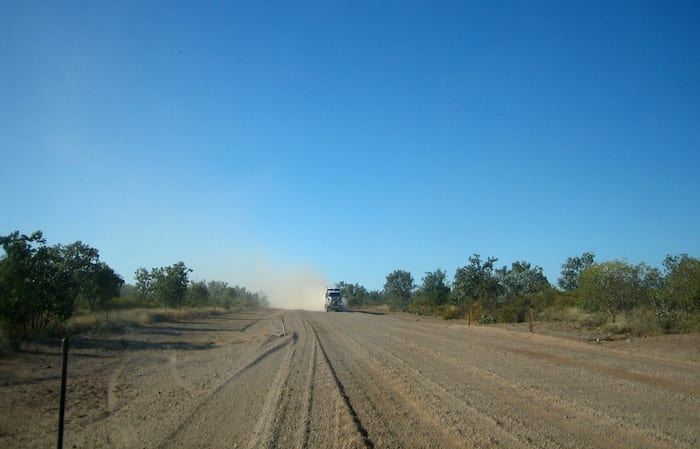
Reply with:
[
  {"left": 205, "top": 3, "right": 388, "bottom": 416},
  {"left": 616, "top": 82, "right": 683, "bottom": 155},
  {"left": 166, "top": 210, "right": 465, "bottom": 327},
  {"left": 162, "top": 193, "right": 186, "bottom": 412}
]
[{"left": 324, "top": 287, "right": 344, "bottom": 312}]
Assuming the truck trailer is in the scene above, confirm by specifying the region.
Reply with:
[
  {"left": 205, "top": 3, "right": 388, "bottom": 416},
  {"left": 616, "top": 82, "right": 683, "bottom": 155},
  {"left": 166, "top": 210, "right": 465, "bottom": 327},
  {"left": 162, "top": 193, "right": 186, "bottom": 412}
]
[{"left": 324, "top": 288, "right": 344, "bottom": 312}]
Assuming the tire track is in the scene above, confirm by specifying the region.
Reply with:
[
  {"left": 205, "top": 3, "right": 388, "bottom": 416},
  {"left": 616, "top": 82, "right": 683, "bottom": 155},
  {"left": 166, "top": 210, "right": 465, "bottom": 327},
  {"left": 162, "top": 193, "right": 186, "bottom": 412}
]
[
  {"left": 155, "top": 330, "right": 296, "bottom": 448},
  {"left": 309, "top": 314, "right": 480, "bottom": 448},
  {"left": 319, "top": 317, "right": 523, "bottom": 448},
  {"left": 257, "top": 312, "right": 315, "bottom": 449},
  {"left": 246, "top": 337, "right": 297, "bottom": 449},
  {"left": 307, "top": 319, "right": 375, "bottom": 449},
  {"left": 300, "top": 319, "right": 318, "bottom": 448}
]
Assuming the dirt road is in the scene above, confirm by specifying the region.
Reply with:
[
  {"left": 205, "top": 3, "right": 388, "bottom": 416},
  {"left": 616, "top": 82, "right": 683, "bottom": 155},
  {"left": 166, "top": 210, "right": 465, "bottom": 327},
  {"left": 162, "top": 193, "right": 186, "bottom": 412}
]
[{"left": 1, "top": 309, "right": 698, "bottom": 448}]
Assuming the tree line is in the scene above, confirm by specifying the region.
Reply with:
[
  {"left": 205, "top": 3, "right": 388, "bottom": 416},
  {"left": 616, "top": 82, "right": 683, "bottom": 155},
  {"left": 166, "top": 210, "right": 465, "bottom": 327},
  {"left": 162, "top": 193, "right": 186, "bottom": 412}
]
[
  {"left": 2, "top": 229, "right": 698, "bottom": 343},
  {"left": 339, "top": 252, "right": 699, "bottom": 332},
  {"left": 0, "top": 230, "right": 267, "bottom": 345}
]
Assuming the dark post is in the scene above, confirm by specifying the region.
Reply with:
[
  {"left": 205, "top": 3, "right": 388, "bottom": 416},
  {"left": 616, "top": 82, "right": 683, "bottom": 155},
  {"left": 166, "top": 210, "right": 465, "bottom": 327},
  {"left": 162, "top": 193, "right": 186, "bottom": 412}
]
[
  {"left": 468, "top": 305, "right": 471, "bottom": 326},
  {"left": 57, "top": 337, "right": 69, "bottom": 449},
  {"left": 529, "top": 308, "right": 534, "bottom": 333}
]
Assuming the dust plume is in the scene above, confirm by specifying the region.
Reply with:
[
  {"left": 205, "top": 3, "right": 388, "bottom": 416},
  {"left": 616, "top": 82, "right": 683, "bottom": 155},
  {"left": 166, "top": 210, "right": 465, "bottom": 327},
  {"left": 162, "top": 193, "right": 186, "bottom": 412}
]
[
  {"left": 255, "top": 265, "right": 328, "bottom": 311},
  {"left": 204, "top": 256, "right": 326, "bottom": 311}
]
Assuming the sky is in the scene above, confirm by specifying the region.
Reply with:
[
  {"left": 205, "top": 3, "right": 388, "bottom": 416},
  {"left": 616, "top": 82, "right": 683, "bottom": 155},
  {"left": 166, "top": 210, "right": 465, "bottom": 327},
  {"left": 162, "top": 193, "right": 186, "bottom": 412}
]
[{"left": 2, "top": 1, "right": 699, "bottom": 298}]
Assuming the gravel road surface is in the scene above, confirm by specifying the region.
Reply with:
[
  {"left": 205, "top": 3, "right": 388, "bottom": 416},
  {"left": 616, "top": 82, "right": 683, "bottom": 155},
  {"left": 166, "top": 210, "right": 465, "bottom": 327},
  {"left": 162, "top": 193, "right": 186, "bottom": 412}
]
[{"left": 1, "top": 309, "right": 698, "bottom": 448}]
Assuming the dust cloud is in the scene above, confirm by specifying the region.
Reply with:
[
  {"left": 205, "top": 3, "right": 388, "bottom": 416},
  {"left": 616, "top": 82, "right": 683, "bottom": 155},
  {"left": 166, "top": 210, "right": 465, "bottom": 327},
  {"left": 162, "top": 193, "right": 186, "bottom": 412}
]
[
  {"left": 197, "top": 253, "right": 330, "bottom": 311},
  {"left": 257, "top": 266, "right": 328, "bottom": 311},
  {"left": 196, "top": 249, "right": 335, "bottom": 311}
]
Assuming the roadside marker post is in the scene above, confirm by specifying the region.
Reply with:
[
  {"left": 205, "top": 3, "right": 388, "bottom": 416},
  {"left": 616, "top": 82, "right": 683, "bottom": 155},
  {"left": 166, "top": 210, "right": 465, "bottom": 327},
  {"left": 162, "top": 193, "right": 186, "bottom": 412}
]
[{"left": 57, "top": 337, "right": 69, "bottom": 449}]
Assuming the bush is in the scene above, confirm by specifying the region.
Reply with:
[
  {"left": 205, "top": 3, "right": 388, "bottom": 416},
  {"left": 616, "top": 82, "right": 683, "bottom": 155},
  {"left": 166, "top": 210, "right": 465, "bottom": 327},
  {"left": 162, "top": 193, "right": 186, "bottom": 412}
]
[
  {"left": 668, "top": 310, "right": 700, "bottom": 333},
  {"left": 539, "top": 306, "right": 607, "bottom": 329},
  {"left": 478, "top": 315, "right": 496, "bottom": 324},
  {"left": 623, "top": 308, "right": 663, "bottom": 336},
  {"left": 407, "top": 296, "right": 431, "bottom": 315},
  {"left": 440, "top": 306, "right": 461, "bottom": 320}
]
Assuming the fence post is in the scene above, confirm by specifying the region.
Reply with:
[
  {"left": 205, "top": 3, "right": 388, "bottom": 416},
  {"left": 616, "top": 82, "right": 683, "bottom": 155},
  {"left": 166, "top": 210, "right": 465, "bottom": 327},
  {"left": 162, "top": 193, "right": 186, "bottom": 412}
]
[{"left": 57, "top": 337, "right": 69, "bottom": 449}]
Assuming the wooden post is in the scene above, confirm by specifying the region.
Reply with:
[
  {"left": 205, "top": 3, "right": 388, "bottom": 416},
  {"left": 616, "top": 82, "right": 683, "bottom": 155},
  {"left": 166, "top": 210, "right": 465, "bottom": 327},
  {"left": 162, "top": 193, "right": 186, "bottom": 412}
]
[
  {"left": 468, "top": 305, "right": 472, "bottom": 326},
  {"left": 57, "top": 337, "right": 69, "bottom": 449},
  {"left": 529, "top": 308, "right": 534, "bottom": 333},
  {"left": 280, "top": 318, "right": 286, "bottom": 337}
]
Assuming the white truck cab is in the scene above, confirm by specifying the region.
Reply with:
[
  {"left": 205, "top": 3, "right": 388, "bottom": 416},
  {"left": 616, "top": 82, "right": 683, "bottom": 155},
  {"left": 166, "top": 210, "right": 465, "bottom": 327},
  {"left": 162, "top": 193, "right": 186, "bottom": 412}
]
[{"left": 324, "top": 287, "right": 344, "bottom": 312}]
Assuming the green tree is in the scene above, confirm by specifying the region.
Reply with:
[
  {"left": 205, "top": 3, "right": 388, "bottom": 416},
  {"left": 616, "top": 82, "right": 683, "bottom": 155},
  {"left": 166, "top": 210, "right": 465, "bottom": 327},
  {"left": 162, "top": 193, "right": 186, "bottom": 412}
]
[
  {"left": 0, "top": 231, "right": 122, "bottom": 344},
  {"left": 412, "top": 270, "right": 450, "bottom": 313},
  {"left": 366, "top": 290, "right": 385, "bottom": 306},
  {"left": 61, "top": 242, "right": 123, "bottom": 312},
  {"left": 663, "top": 254, "right": 700, "bottom": 316},
  {"left": 187, "top": 281, "right": 210, "bottom": 307},
  {"left": 578, "top": 260, "right": 642, "bottom": 322},
  {"left": 384, "top": 270, "right": 414, "bottom": 311},
  {"left": 135, "top": 262, "right": 192, "bottom": 308},
  {"left": 497, "top": 261, "right": 549, "bottom": 298},
  {"left": 452, "top": 254, "right": 500, "bottom": 318},
  {"left": 558, "top": 252, "right": 595, "bottom": 291},
  {"left": 0, "top": 231, "right": 52, "bottom": 339},
  {"left": 135, "top": 267, "right": 154, "bottom": 301},
  {"left": 78, "top": 262, "right": 123, "bottom": 312},
  {"left": 337, "top": 282, "right": 370, "bottom": 308},
  {"left": 152, "top": 262, "right": 192, "bottom": 308},
  {"left": 207, "top": 281, "right": 228, "bottom": 302},
  {"left": 495, "top": 261, "right": 551, "bottom": 322}
]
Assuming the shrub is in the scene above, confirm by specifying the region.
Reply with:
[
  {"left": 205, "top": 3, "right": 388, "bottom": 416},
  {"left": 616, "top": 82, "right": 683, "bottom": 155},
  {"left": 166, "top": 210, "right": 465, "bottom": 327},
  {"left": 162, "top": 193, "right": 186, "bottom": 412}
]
[
  {"left": 441, "top": 306, "right": 461, "bottom": 320},
  {"left": 478, "top": 315, "right": 496, "bottom": 324}
]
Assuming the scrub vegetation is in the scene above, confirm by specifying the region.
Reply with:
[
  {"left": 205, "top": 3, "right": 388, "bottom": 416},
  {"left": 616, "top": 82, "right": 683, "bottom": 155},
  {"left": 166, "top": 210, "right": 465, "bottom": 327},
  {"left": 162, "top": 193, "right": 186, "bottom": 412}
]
[
  {"left": 341, "top": 252, "right": 700, "bottom": 336},
  {"left": 1, "top": 229, "right": 698, "bottom": 351},
  {"left": 0, "top": 230, "right": 267, "bottom": 350}
]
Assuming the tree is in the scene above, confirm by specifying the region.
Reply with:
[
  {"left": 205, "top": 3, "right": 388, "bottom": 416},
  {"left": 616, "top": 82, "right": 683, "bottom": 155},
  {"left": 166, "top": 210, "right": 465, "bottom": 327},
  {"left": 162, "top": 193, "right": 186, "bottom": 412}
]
[
  {"left": 207, "top": 280, "right": 229, "bottom": 305},
  {"left": 412, "top": 270, "right": 450, "bottom": 312},
  {"left": 187, "top": 281, "right": 210, "bottom": 307},
  {"left": 384, "top": 270, "right": 414, "bottom": 311},
  {"left": 0, "top": 231, "right": 52, "bottom": 339},
  {"left": 135, "top": 267, "right": 154, "bottom": 300},
  {"left": 152, "top": 262, "right": 192, "bottom": 308},
  {"left": 366, "top": 290, "right": 385, "bottom": 306},
  {"left": 452, "top": 254, "right": 500, "bottom": 318},
  {"left": 497, "top": 261, "right": 550, "bottom": 299},
  {"left": 79, "top": 262, "right": 124, "bottom": 312},
  {"left": 495, "top": 261, "right": 551, "bottom": 322},
  {"left": 662, "top": 254, "right": 700, "bottom": 316},
  {"left": 558, "top": 252, "right": 595, "bottom": 291},
  {"left": 60, "top": 242, "right": 123, "bottom": 312},
  {"left": 337, "top": 282, "right": 370, "bottom": 308},
  {"left": 135, "top": 262, "right": 192, "bottom": 308},
  {"left": 578, "top": 260, "right": 642, "bottom": 322},
  {"left": 0, "top": 231, "right": 122, "bottom": 345}
]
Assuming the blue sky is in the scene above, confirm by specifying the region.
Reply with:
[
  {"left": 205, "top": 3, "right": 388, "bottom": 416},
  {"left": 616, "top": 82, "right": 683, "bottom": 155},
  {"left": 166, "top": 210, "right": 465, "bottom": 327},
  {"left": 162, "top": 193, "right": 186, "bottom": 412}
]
[{"left": 2, "top": 1, "right": 699, "bottom": 292}]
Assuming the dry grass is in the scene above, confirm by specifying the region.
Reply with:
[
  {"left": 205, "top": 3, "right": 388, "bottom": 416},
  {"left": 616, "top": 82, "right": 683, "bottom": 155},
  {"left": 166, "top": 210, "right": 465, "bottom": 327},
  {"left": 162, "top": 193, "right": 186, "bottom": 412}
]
[
  {"left": 539, "top": 306, "right": 700, "bottom": 337},
  {"left": 540, "top": 306, "right": 607, "bottom": 328},
  {"left": 349, "top": 304, "right": 391, "bottom": 314},
  {"left": 65, "top": 307, "right": 227, "bottom": 335}
]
